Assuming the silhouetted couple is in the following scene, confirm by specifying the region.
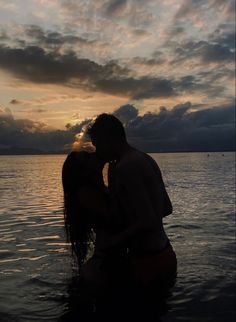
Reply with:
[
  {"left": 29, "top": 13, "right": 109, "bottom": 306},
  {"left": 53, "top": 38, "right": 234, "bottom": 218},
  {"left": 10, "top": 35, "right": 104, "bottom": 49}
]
[{"left": 62, "top": 114, "right": 177, "bottom": 319}]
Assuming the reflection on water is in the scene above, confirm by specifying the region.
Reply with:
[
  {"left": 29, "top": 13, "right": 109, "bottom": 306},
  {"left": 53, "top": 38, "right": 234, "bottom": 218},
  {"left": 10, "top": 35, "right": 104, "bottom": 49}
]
[
  {"left": 0, "top": 153, "right": 235, "bottom": 321},
  {"left": 0, "top": 155, "right": 70, "bottom": 322}
]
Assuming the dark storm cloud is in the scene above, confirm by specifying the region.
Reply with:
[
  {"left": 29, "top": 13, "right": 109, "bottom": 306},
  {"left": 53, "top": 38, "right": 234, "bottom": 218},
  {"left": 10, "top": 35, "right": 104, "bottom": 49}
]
[
  {"left": 25, "top": 25, "right": 45, "bottom": 39},
  {"left": 74, "top": 102, "right": 234, "bottom": 152},
  {"left": 24, "top": 25, "right": 96, "bottom": 47},
  {"left": 0, "top": 103, "right": 235, "bottom": 152},
  {"left": 210, "top": 29, "right": 235, "bottom": 50},
  {"left": 124, "top": 102, "right": 235, "bottom": 152},
  {"left": 113, "top": 104, "right": 138, "bottom": 124},
  {"left": 198, "top": 67, "right": 235, "bottom": 83},
  {"left": 101, "top": 0, "right": 154, "bottom": 27},
  {"left": 0, "top": 45, "right": 123, "bottom": 83},
  {"left": 65, "top": 118, "right": 92, "bottom": 134},
  {"left": 0, "top": 107, "right": 74, "bottom": 151},
  {"left": 171, "top": 13, "right": 235, "bottom": 65},
  {"left": 173, "top": 40, "right": 234, "bottom": 65},
  {"left": 200, "top": 43, "right": 234, "bottom": 63},
  {"left": 0, "top": 45, "right": 175, "bottom": 99},
  {"left": 0, "top": 107, "right": 45, "bottom": 136},
  {"left": 131, "top": 56, "right": 165, "bottom": 66},
  {"left": 177, "top": 76, "right": 197, "bottom": 90},
  {"left": 104, "top": 0, "right": 128, "bottom": 16},
  {"left": 96, "top": 77, "right": 175, "bottom": 99},
  {"left": 174, "top": 74, "right": 226, "bottom": 98}
]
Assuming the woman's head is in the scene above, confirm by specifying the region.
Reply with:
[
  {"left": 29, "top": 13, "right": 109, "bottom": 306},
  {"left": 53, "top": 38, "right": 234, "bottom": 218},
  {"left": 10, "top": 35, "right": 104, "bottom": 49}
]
[{"left": 62, "top": 151, "right": 104, "bottom": 268}]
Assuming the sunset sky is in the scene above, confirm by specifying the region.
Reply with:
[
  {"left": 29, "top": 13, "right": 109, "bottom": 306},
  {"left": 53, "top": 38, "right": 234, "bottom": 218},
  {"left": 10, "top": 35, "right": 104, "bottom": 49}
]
[{"left": 0, "top": 0, "right": 235, "bottom": 152}]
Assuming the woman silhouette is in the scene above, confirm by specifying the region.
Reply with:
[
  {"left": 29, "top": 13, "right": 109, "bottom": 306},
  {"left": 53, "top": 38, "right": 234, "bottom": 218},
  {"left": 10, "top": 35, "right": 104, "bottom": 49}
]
[{"left": 62, "top": 150, "right": 127, "bottom": 303}]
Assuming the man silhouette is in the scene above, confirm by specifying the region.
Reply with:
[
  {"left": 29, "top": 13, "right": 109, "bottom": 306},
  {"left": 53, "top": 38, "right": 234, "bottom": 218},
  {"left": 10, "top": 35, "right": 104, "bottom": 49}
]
[{"left": 88, "top": 113, "right": 177, "bottom": 290}]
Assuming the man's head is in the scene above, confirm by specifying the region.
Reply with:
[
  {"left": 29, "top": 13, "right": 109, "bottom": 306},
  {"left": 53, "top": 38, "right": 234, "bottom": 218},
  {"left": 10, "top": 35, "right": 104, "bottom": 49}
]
[{"left": 87, "top": 113, "right": 127, "bottom": 161}]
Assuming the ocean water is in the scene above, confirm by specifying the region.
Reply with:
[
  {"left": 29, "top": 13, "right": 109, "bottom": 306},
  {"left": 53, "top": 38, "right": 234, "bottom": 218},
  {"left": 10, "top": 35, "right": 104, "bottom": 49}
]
[{"left": 0, "top": 152, "right": 235, "bottom": 321}]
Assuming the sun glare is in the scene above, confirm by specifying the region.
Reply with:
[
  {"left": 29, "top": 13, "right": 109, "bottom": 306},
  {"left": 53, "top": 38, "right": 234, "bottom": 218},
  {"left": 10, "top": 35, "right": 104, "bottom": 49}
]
[{"left": 72, "top": 132, "right": 95, "bottom": 152}]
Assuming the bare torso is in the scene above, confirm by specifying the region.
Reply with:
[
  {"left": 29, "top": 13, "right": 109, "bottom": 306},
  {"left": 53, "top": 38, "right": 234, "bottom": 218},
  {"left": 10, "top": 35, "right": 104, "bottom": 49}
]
[{"left": 109, "top": 148, "right": 170, "bottom": 255}]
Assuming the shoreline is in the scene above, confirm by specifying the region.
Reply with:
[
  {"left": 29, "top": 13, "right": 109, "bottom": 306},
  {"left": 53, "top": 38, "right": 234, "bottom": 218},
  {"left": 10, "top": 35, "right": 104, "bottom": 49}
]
[{"left": 0, "top": 150, "right": 234, "bottom": 156}]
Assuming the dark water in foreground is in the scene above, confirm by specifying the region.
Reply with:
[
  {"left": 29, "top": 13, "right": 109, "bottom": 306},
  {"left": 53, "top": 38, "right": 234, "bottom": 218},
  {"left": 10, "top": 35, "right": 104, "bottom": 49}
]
[{"left": 0, "top": 152, "right": 235, "bottom": 321}]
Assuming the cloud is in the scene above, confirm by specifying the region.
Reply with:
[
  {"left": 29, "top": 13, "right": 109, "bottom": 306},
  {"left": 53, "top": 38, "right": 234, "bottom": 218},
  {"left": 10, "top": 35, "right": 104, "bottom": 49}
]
[
  {"left": 0, "top": 103, "right": 235, "bottom": 152},
  {"left": 0, "top": 45, "right": 176, "bottom": 99},
  {"left": 174, "top": 74, "right": 227, "bottom": 98},
  {"left": 113, "top": 104, "right": 138, "bottom": 124},
  {"left": 210, "top": 28, "right": 235, "bottom": 50},
  {"left": 10, "top": 99, "right": 21, "bottom": 105},
  {"left": 73, "top": 102, "right": 234, "bottom": 152},
  {"left": 0, "top": 0, "right": 234, "bottom": 139},
  {"left": 0, "top": 28, "right": 9, "bottom": 41},
  {"left": 0, "top": 107, "right": 74, "bottom": 151},
  {"left": 125, "top": 102, "right": 235, "bottom": 151},
  {"left": 132, "top": 29, "right": 151, "bottom": 38},
  {"left": 131, "top": 56, "right": 165, "bottom": 67},
  {"left": 174, "top": 0, "right": 233, "bottom": 22},
  {"left": 170, "top": 1, "right": 235, "bottom": 66},
  {"left": 96, "top": 77, "right": 175, "bottom": 99},
  {"left": 24, "top": 25, "right": 97, "bottom": 48},
  {"left": 163, "top": 24, "right": 187, "bottom": 43},
  {"left": 98, "top": 0, "right": 156, "bottom": 28},
  {"left": 172, "top": 40, "right": 234, "bottom": 65},
  {"left": 200, "top": 43, "right": 234, "bottom": 63},
  {"left": 210, "top": 0, "right": 235, "bottom": 17},
  {"left": 0, "top": 107, "right": 47, "bottom": 132},
  {"left": 0, "top": 45, "right": 117, "bottom": 83},
  {"left": 0, "top": 1, "right": 17, "bottom": 12},
  {"left": 174, "top": 0, "right": 206, "bottom": 20},
  {"left": 0, "top": 46, "right": 65, "bottom": 83},
  {"left": 0, "top": 106, "right": 14, "bottom": 120},
  {"left": 104, "top": 0, "right": 128, "bottom": 16},
  {"left": 9, "top": 94, "right": 84, "bottom": 107},
  {"left": 24, "top": 25, "right": 45, "bottom": 40}
]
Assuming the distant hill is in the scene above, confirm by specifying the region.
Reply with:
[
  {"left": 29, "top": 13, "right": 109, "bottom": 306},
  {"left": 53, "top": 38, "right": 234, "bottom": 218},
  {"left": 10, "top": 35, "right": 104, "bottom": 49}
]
[
  {"left": 0, "top": 146, "right": 234, "bottom": 155},
  {"left": 0, "top": 147, "right": 67, "bottom": 155}
]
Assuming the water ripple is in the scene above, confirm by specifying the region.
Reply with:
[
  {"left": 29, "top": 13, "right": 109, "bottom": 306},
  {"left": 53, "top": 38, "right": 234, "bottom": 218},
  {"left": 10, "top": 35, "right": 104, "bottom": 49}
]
[{"left": 0, "top": 153, "right": 235, "bottom": 322}]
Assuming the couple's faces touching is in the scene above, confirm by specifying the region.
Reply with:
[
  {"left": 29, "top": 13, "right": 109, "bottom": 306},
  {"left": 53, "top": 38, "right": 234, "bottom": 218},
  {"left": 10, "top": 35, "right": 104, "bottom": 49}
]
[
  {"left": 91, "top": 135, "right": 115, "bottom": 162},
  {"left": 75, "top": 152, "right": 104, "bottom": 187}
]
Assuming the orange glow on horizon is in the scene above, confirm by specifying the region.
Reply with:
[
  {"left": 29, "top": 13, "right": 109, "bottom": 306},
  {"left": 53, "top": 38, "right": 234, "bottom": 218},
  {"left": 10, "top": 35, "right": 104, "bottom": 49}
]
[{"left": 71, "top": 132, "right": 95, "bottom": 152}]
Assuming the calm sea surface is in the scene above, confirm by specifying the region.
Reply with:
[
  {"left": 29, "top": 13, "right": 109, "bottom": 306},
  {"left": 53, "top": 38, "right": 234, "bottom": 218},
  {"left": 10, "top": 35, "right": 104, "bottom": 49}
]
[{"left": 0, "top": 153, "right": 235, "bottom": 321}]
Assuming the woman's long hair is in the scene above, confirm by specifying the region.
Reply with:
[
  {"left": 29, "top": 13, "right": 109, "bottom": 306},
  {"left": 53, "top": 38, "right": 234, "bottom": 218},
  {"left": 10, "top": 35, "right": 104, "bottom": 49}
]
[{"left": 62, "top": 151, "right": 96, "bottom": 269}]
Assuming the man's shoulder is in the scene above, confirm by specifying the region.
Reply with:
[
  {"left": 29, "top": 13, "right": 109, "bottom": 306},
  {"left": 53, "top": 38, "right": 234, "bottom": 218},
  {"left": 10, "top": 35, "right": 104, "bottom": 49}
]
[
  {"left": 116, "top": 149, "right": 152, "bottom": 175},
  {"left": 117, "top": 150, "right": 162, "bottom": 179}
]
